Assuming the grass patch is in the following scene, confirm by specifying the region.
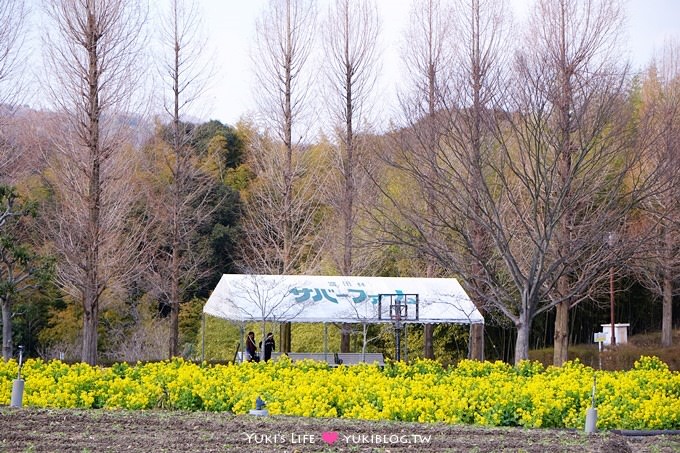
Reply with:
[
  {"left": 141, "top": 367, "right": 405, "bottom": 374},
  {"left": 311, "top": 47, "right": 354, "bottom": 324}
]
[{"left": 529, "top": 329, "right": 680, "bottom": 371}]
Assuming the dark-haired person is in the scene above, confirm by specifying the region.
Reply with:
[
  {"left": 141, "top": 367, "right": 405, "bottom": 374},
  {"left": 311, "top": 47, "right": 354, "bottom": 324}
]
[
  {"left": 260, "top": 332, "right": 276, "bottom": 362},
  {"left": 246, "top": 331, "right": 259, "bottom": 362}
]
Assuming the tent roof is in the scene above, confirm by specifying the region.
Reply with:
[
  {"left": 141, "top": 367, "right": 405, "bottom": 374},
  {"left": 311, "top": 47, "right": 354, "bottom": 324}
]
[{"left": 203, "top": 274, "right": 484, "bottom": 324}]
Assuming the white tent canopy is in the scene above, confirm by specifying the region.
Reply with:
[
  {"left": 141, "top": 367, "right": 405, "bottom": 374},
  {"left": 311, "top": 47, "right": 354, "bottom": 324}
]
[{"left": 203, "top": 274, "right": 484, "bottom": 324}]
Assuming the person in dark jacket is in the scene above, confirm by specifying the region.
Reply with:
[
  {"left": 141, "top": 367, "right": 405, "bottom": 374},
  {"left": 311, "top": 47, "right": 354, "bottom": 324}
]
[
  {"left": 260, "top": 332, "right": 276, "bottom": 362},
  {"left": 246, "top": 331, "right": 259, "bottom": 362}
]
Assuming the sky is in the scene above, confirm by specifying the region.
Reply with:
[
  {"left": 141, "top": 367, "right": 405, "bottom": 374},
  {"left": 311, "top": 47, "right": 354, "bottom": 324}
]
[
  {"left": 25, "top": 0, "right": 677, "bottom": 127},
  {"left": 194, "top": 0, "right": 680, "bottom": 128}
]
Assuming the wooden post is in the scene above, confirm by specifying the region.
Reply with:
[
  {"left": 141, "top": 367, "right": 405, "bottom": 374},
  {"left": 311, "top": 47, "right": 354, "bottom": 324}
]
[{"left": 424, "top": 324, "right": 434, "bottom": 359}]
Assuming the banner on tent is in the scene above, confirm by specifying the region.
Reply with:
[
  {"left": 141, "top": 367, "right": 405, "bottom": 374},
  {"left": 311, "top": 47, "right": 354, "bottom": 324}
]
[{"left": 203, "top": 274, "right": 484, "bottom": 324}]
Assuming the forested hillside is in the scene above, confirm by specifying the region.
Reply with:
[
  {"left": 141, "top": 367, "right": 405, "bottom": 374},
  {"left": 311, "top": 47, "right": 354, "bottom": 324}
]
[{"left": 0, "top": 0, "right": 678, "bottom": 366}]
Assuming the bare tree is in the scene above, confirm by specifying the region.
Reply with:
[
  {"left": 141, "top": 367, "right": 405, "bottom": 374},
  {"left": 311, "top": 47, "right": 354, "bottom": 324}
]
[
  {"left": 397, "top": 0, "right": 454, "bottom": 360},
  {"left": 0, "top": 0, "right": 26, "bottom": 111},
  {"left": 0, "top": 187, "right": 17, "bottom": 236},
  {"left": 520, "top": 0, "right": 632, "bottom": 365},
  {"left": 0, "top": 0, "right": 28, "bottom": 180},
  {"left": 489, "top": 0, "right": 642, "bottom": 364},
  {"left": 245, "top": 0, "right": 320, "bottom": 275},
  {"left": 145, "top": 0, "right": 220, "bottom": 358},
  {"left": 450, "top": 0, "right": 511, "bottom": 362},
  {"left": 376, "top": 0, "right": 648, "bottom": 365},
  {"left": 41, "top": 0, "right": 147, "bottom": 365},
  {"left": 323, "top": 0, "right": 379, "bottom": 276},
  {"left": 244, "top": 0, "right": 323, "bottom": 352},
  {"left": 322, "top": 0, "right": 380, "bottom": 353},
  {"left": 239, "top": 132, "right": 327, "bottom": 276},
  {"left": 141, "top": 128, "right": 222, "bottom": 359},
  {"left": 633, "top": 41, "right": 680, "bottom": 347},
  {"left": 388, "top": 0, "right": 508, "bottom": 360}
]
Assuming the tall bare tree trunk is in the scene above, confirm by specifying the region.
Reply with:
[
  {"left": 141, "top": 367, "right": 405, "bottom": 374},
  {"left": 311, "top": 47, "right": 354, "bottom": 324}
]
[
  {"left": 469, "top": 323, "right": 484, "bottom": 360},
  {"left": 340, "top": 324, "right": 351, "bottom": 354},
  {"left": 553, "top": 299, "right": 569, "bottom": 364},
  {"left": 466, "top": 0, "right": 491, "bottom": 361},
  {"left": 635, "top": 44, "right": 680, "bottom": 349},
  {"left": 662, "top": 270, "right": 673, "bottom": 347},
  {"left": 82, "top": 288, "right": 99, "bottom": 365},
  {"left": 81, "top": 6, "right": 103, "bottom": 366},
  {"left": 168, "top": 0, "right": 183, "bottom": 357},
  {"left": 424, "top": 0, "right": 442, "bottom": 361},
  {"left": 43, "top": 0, "right": 146, "bottom": 365},
  {"left": 662, "top": 226, "right": 673, "bottom": 347},
  {"left": 515, "top": 310, "right": 531, "bottom": 363},
  {"left": 553, "top": 0, "right": 575, "bottom": 366},
  {"left": 279, "top": 2, "right": 295, "bottom": 353},
  {"left": 247, "top": 0, "right": 319, "bottom": 349},
  {"left": 2, "top": 297, "right": 12, "bottom": 360},
  {"left": 166, "top": 0, "right": 184, "bottom": 358},
  {"left": 280, "top": 0, "right": 295, "bottom": 274},
  {"left": 340, "top": 56, "right": 354, "bottom": 352},
  {"left": 324, "top": 0, "right": 378, "bottom": 352},
  {"left": 340, "top": 4, "right": 356, "bottom": 280},
  {"left": 169, "top": 243, "right": 180, "bottom": 357},
  {"left": 149, "top": 0, "right": 218, "bottom": 358}
]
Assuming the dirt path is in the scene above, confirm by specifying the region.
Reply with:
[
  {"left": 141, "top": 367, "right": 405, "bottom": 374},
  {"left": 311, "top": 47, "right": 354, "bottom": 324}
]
[{"left": 1, "top": 408, "right": 678, "bottom": 452}]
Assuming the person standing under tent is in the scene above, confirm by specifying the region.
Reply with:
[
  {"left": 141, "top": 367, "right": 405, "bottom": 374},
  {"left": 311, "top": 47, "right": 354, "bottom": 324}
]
[
  {"left": 260, "top": 332, "right": 276, "bottom": 362},
  {"left": 246, "top": 331, "right": 259, "bottom": 362}
]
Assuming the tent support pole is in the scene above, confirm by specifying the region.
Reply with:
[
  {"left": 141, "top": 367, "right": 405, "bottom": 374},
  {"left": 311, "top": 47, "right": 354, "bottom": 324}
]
[
  {"left": 404, "top": 323, "right": 408, "bottom": 362},
  {"left": 240, "top": 325, "right": 245, "bottom": 364},
  {"left": 201, "top": 312, "right": 206, "bottom": 362},
  {"left": 324, "top": 323, "right": 328, "bottom": 363}
]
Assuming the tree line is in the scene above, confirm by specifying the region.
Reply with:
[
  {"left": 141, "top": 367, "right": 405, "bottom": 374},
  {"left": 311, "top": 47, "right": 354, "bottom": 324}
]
[{"left": 0, "top": 0, "right": 678, "bottom": 366}]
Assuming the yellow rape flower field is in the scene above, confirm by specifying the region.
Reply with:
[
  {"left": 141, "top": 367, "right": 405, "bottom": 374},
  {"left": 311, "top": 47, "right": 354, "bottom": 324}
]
[{"left": 1, "top": 356, "right": 678, "bottom": 430}]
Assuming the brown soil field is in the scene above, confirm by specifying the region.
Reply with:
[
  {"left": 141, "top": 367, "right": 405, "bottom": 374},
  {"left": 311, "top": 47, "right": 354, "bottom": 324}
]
[{"left": 1, "top": 408, "right": 679, "bottom": 452}]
